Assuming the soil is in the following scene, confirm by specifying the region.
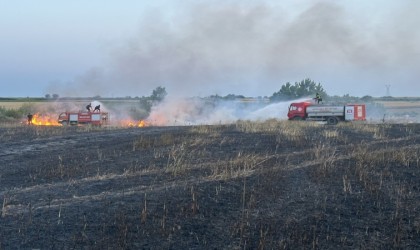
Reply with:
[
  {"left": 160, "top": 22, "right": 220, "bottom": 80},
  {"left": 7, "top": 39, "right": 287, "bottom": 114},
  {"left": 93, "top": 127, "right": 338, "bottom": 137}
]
[{"left": 1, "top": 123, "right": 420, "bottom": 249}]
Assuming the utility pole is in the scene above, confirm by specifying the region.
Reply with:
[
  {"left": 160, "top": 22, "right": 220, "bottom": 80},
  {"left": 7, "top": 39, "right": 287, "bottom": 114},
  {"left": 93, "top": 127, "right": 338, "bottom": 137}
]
[{"left": 385, "top": 85, "right": 391, "bottom": 96}]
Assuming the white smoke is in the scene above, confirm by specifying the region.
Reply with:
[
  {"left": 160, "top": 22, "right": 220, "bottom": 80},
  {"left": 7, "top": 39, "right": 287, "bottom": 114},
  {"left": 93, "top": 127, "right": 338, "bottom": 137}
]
[
  {"left": 146, "top": 96, "right": 311, "bottom": 125},
  {"left": 246, "top": 97, "right": 312, "bottom": 121}
]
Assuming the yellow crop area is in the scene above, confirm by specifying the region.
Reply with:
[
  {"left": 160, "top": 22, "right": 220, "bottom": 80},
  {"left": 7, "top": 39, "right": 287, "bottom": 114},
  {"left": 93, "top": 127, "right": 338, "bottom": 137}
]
[{"left": 0, "top": 102, "right": 29, "bottom": 109}]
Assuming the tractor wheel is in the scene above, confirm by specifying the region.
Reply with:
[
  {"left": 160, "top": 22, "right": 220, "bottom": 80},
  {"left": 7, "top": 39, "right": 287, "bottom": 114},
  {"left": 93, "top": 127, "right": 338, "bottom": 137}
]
[
  {"left": 326, "top": 116, "right": 338, "bottom": 125},
  {"left": 292, "top": 116, "right": 303, "bottom": 121}
]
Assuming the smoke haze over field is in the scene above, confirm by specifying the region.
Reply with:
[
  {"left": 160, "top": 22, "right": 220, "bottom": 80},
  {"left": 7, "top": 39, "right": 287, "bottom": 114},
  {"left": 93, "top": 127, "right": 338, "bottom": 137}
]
[
  {"left": 1, "top": 1, "right": 420, "bottom": 98},
  {"left": 25, "top": 95, "right": 415, "bottom": 126},
  {"left": 25, "top": 97, "right": 300, "bottom": 126},
  {"left": 147, "top": 97, "right": 313, "bottom": 126}
]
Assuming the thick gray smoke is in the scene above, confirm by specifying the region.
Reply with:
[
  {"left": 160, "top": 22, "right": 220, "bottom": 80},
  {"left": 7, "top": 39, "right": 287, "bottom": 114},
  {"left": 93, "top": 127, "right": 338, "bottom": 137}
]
[{"left": 48, "top": 1, "right": 420, "bottom": 98}]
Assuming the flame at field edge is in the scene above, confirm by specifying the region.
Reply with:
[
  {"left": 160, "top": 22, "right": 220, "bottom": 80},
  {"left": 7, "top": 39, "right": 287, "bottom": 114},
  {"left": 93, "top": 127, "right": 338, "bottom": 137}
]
[
  {"left": 120, "top": 119, "right": 149, "bottom": 127},
  {"left": 26, "top": 112, "right": 153, "bottom": 128},
  {"left": 29, "top": 113, "right": 60, "bottom": 126}
]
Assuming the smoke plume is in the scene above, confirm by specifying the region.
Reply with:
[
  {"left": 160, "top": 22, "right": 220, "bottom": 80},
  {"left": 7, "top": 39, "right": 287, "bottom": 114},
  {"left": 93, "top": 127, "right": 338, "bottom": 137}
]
[{"left": 48, "top": 1, "right": 420, "bottom": 97}]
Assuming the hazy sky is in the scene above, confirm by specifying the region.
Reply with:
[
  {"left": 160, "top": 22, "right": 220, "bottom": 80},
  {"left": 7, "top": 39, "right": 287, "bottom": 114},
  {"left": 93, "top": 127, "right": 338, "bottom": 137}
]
[{"left": 1, "top": 0, "right": 419, "bottom": 98}]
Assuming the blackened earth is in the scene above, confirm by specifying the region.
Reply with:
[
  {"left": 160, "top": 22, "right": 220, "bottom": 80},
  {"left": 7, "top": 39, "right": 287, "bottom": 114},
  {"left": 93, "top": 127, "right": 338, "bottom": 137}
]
[{"left": 0, "top": 122, "right": 420, "bottom": 249}]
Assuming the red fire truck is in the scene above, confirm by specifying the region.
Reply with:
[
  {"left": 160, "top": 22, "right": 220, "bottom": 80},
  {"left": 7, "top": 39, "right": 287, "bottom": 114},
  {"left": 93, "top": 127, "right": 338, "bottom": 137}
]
[
  {"left": 58, "top": 111, "right": 109, "bottom": 126},
  {"left": 287, "top": 102, "right": 366, "bottom": 125}
]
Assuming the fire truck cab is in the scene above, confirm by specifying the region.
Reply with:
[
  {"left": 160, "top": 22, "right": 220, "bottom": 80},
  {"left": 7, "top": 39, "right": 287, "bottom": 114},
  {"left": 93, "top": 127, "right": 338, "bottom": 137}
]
[{"left": 287, "top": 102, "right": 312, "bottom": 120}]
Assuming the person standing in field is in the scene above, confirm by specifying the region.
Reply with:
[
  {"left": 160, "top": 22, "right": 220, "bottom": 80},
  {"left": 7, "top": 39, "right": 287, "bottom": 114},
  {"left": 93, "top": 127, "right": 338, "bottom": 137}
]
[{"left": 27, "top": 113, "right": 33, "bottom": 125}]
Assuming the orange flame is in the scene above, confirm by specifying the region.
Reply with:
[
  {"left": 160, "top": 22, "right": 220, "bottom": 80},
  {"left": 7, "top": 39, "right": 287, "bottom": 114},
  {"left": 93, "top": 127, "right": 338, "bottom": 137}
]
[
  {"left": 30, "top": 113, "right": 60, "bottom": 126},
  {"left": 138, "top": 120, "right": 147, "bottom": 127},
  {"left": 121, "top": 119, "right": 150, "bottom": 127}
]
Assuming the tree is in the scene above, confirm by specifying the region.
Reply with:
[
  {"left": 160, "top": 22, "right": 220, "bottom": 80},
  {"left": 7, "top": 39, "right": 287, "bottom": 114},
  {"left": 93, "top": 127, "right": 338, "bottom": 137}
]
[
  {"left": 138, "top": 86, "right": 168, "bottom": 116},
  {"left": 45, "top": 94, "right": 51, "bottom": 99},
  {"left": 150, "top": 86, "right": 167, "bottom": 102},
  {"left": 361, "top": 95, "right": 373, "bottom": 102},
  {"left": 139, "top": 97, "right": 152, "bottom": 113},
  {"left": 223, "top": 94, "right": 245, "bottom": 100},
  {"left": 52, "top": 94, "right": 59, "bottom": 99},
  {"left": 270, "top": 78, "right": 327, "bottom": 101}
]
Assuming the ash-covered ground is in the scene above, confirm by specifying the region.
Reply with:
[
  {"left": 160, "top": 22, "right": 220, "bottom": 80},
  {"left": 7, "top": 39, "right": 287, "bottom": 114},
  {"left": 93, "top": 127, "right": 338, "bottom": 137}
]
[{"left": 1, "top": 122, "right": 420, "bottom": 249}]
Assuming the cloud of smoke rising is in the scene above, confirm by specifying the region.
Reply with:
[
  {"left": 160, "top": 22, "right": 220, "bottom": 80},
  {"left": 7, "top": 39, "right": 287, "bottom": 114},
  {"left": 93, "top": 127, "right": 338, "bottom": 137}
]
[{"left": 47, "top": 1, "right": 420, "bottom": 98}]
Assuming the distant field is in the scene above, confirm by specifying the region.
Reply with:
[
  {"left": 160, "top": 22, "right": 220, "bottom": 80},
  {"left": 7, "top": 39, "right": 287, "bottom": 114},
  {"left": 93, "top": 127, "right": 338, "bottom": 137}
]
[
  {"left": 0, "top": 102, "right": 29, "bottom": 109},
  {"left": 377, "top": 101, "right": 420, "bottom": 118},
  {"left": 376, "top": 100, "right": 420, "bottom": 108}
]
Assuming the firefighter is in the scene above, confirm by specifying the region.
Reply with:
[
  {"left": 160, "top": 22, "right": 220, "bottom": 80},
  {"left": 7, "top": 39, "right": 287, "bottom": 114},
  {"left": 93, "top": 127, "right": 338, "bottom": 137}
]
[
  {"left": 86, "top": 103, "right": 92, "bottom": 112},
  {"left": 27, "top": 113, "right": 33, "bottom": 125},
  {"left": 94, "top": 105, "right": 100, "bottom": 112},
  {"left": 314, "top": 93, "right": 322, "bottom": 104}
]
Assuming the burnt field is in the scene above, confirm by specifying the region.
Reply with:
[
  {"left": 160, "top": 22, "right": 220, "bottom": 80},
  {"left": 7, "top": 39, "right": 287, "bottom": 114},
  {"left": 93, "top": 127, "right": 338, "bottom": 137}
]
[{"left": 1, "top": 121, "right": 420, "bottom": 249}]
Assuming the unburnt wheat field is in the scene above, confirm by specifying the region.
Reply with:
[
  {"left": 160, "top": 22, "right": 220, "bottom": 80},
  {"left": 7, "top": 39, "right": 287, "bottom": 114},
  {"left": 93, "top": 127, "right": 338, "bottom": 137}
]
[{"left": 1, "top": 121, "right": 420, "bottom": 249}]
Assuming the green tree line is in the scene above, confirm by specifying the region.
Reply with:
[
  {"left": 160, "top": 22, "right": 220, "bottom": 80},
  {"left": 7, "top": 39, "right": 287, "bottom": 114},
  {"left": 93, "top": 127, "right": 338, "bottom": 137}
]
[{"left": 270, "top": 78, "right": 327, "bottom": 101}]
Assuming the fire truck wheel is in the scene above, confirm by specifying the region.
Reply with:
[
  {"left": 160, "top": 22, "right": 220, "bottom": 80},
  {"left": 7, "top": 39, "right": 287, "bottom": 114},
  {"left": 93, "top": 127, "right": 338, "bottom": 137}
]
[
  {"left": 61, "top": 121, "right": 68, "bottom": 126},
  {"left": 327, "top": 116, "right": 338, "bottom": 125}
]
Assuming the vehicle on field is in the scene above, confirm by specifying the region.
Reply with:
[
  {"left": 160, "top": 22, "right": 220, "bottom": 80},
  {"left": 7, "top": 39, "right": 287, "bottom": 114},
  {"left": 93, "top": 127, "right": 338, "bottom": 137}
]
[
  {"left": 287, "top": 101, "right": 366, "bottom": 125},
  {"left": 58, "top": 111, "right": 109, "bottom": 126}
]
